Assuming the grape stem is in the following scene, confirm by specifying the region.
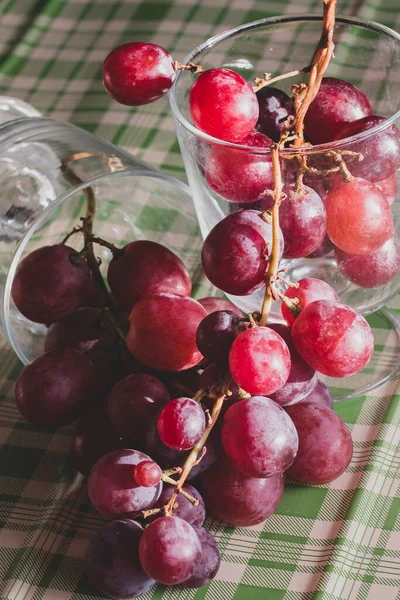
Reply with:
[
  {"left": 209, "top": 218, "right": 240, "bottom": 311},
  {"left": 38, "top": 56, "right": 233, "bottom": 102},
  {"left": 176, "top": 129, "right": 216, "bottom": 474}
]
[
  {"left": 163, "top": 377, "right": 231, "bottom": 516},
  {"left": 86, "top": 233, "right": 124, "bottom": 258},
  {"left": 61, "top": 225, "right": 83, "bottom": 244},
  {"left": 253, "top": 65, "right": 311, "bottom": 92}
]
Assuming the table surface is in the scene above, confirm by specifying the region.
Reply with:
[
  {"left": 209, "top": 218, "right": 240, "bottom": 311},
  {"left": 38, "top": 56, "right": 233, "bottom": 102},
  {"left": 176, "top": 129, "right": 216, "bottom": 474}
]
[{"left": 1, "top": 1, "right": 400, "bottom": 599}]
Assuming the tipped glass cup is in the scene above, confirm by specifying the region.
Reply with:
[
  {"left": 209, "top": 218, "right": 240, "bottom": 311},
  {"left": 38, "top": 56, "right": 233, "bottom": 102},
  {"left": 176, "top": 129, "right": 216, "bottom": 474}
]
[
  {"left": 0, "top": 116, "right": 201, "bottom": 365},
  {"left": 170, "top": 14, "right": 400, "bottom": 400}
]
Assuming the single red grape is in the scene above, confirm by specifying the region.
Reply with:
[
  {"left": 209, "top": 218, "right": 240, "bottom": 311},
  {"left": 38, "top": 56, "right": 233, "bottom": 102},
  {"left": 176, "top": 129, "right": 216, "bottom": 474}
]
[
  {"left": 304, "top": 77, "right": 372, "bottom": 144},
  {"left": 198, "top": 296, "right": 244, "bottom": 316},
  {"left": 103, "top": 42, "right": 175, "bottom": 106},
  {"left": 325, "top": 178, "right": 393, "bottom": 255},
  {"left": 183, "top": 528, "right": 221, "bottom": 588},
  {"left": 196, "top": 310, "right": 245, "bottom": 364},
  {"left": 335, "top": 235, "right": 400, "bottom": 288},
  {"left": 84, "top": 520, "right": 155, "bottom": 599},
  {"left": 149, "top": 483, "right": 206, "bottom": 527},
  {"left": 255, "top": 86, "right": 294, "bottom": 141},
  {"left": 15, "top": 348, "right": 97, "bottom": 427},
  {"left": 201, "top": 452, "right": 284, "bottom": 526},
  {"left": 88, "top": 449, "right": 162, "bottom": 519},
  {"left": 139, "top": 516, "right": 201, "bottom": 585},
  {"left": 127, "top": 293, "right": 206, "bottom": 371},
  {"left": 285, "top": 403, "right": 353, "bottom": 484},
  {"left": 281, "top": 277, "right": 339, "bottom": 327},
  {"left": 300, "top": 380, "right": 333, "bottom": 409},
  {"left": 189, "top": 68, "right": 259, "bottom": 142},
  {"left": 107, "top": 240, "right": 191, "bottom": 312},
  {"left": 376, "top": 173, "right": 397, "bottom": 206},
  {"left": 44, "top": 307, "right": 102, "bottom": 353},
  {"left": 157, "top": 397, "right": 206, "bottom": 451},
  {"left": 205, "top": 131, "right": 274, "bottom": 203},
  {"left": 292, "top": 300, "right": 374, "bottom": 377},
  {"left": 134, "top": 461, "right": 162, "bottom": 487},
  {"left": 229, "top": 327, "right": 291, "bottom": 396},
  {"left": 11, "top": 244, "right": 90, "bottom": 324}
]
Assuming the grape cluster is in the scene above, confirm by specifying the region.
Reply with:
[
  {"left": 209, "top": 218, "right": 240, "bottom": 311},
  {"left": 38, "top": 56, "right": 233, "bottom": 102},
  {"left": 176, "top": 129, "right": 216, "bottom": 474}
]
[{"left": 9, "top": 25, "right": 399, "bottom": 600}]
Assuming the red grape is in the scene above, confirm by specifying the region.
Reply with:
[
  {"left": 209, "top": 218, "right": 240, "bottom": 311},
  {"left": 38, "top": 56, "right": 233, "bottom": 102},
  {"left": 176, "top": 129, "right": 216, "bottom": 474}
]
[
  {"left": 304, "top": 77, "right": 372, "bottom": 144},
  {"left": 189, "top": 68, "right": 259, "bottom": 142},
  {"left": 292, "top": 300, "right": 374, "bottom": 377},
  {"left": 376, "top": 173, "right": 397, "bottom": 206},
  {"left": 300, "top": 380, "right": 333, "bottom": 409},
  {"left": 196, "top": 310, "right": 245, "bottom": 364},
  {"left": 222, "top": 396, "right": 298, "bottom": 477},
  {"left": 88, "top": 449, "right": 162, "bottom": 519},
  {"left": 84, "top": 520, "right": 155, "bottom": 599},
  {"left": 107, "top": 240, "right": 191, "bottom": 312},
  {"left": 268, "top": 323, "right": 317, "bottom": 406},
  {"left": 201, "top": 452, "right": 284, "bottom": 526},
  {"left": 306, "top": 234, "right": 334, "bottom": 258},
  {"left": 198, "top": 296, "right": 244, "bottom": 316},
  {"left": 285, "top": 403, "right": 353, "bottom": 484},
  {"left": 183, "top": 527, "right": 221, "bottom": 588},
  {"left": 334, "top": 116, "right": 400, "bottom": 182},
  {"left": 229, "top": 327, "right": 291, "bottom": 396},
  {"left": 11, "top": 244, "right": 90, "bottom": 324},
  {"left": 335, "top": 235, "right": 400, "bottom": 288},
  {"left": 281, "top": 277, "right": 339, "bottom": 327},
  {"left": 15, "top": 348, "right": 97, "bottom": 427},
  {"left": 325, "top": 178, "right": 393, "bottom": 255},
  {"left": 103, "top": 42, "right": 175, "bottom": 106},
  {"left": 107, "top": 373, "right": 170, "bottom": 441},
  {"left": 44, "top": 307, "right": 102, "bottom": 353},
  {"left": 157, "top": 397, "right": 206, "bottom": 451},
  {"left": 134, "top": 461, "right": 162, "bottom": 487},
  {"left": 139, "top": 515, "right": 201, "bottom": 584},
  {"left": 127, "top": 293, "right": 206, "bottom": 371},
  {"left": 255, "top": 86, "right": 294, "bottom": 141},
  {"left": 205, "top": 131, "right": 273, "bottom": 203},
  {"left": 280, "top": 184, "right": 327, "bottom": 258},
  {"left": 149, "top": 483, "right": 206, "bottom": 527},
  {"left": 201, "top": 210, "right": 276, "bottom": 295}
]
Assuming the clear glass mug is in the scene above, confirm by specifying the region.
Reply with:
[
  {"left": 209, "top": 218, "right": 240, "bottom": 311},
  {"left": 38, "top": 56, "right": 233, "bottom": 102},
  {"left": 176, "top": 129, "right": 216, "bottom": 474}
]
[
  {"left": 170, "top": 15, "right": 400, "bottom": 398},
  {"left": 0, "top": 116, "right": 201, "bottom": 365}
]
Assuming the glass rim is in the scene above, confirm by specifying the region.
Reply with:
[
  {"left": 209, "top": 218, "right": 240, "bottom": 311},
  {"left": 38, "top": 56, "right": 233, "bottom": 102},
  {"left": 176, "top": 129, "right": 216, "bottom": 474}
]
[{"left": 169, "top": 13, "right": 400, "bottom": 156}]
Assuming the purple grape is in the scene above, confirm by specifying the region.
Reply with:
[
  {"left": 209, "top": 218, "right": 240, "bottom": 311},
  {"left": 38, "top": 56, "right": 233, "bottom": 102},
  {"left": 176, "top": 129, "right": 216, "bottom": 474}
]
[
  {"left": 196, "top": 310, "right": 246, "bottom": 364},
  {"left": 306, "top": 234, "right": 334, "bottom": 258},
  {"left": 183, "top": 527, "right": 221, "bottom": 588},
  {"left": 44, "top": 307, "right": 103, "bottom": 352},
  {"left": 88, "top": 449, "right": 162, "bottom": 519},
  {"left": 84, "top": 520, "right": 155, "bottom": 599},
  {"left": 149, "top": 483, "right": 206, "bottom": 527},
  {"left": 139, "top": 515, "right": 201, "bottom": 584},
  {"left": 255, "top": 86, "right": 294, "bottom": 141},
  {"left": 300, "top": 380, "right": 333, "bottom": 409}
]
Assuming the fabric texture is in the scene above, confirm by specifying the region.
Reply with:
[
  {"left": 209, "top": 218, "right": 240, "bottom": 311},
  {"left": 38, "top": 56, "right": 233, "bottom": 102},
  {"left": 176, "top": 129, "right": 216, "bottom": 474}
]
[{"left": 0, "top": 0, "right": 400, "bottom": 599}]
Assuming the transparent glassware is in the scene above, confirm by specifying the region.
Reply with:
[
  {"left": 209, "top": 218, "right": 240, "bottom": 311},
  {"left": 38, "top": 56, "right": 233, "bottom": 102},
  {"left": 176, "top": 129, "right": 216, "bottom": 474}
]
[
  {"left": 0, "top": 117, "right": 201, "bottom": 365},
  {"left": 170, "top": 15, "right": 400, "bottom": 399}
]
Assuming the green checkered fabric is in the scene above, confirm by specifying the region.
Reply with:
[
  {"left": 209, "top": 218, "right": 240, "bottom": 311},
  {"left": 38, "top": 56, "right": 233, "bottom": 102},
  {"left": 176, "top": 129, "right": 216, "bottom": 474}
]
[{"left": 1, "top": 1, "right": 400, "bottom": 599}]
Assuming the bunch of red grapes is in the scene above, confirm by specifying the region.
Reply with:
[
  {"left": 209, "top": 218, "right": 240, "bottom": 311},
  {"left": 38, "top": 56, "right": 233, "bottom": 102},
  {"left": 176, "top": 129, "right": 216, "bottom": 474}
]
[{"left": 9, "top": 36, "right": 400, "bottom": 600}]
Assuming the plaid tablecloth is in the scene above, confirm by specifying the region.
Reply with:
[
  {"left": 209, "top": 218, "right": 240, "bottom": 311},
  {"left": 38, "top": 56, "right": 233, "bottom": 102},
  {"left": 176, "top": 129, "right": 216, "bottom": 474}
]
[{"left": 1, "top": 1, "right": 400, "bottom": 599}]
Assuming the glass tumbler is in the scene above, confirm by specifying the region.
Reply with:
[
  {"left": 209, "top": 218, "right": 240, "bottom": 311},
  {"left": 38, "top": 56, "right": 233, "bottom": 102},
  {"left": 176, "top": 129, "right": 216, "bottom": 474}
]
[
  {"left": 170, "top": 15, "right": 400, "bottom": 399},
  {"left": 0, "top": 117, "right": 201, "bottom": 365}
]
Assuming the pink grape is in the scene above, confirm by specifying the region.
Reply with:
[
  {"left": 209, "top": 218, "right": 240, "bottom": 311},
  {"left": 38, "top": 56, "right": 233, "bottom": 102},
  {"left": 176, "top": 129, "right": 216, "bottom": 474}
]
[
  {"left": 306, "top": 234, "right": 334, "bottom": 258},
  {"left": 102, "top": 42, "right": 175, "bottom": 106},
  {"left": 84, "top": 520, "right": 155, "bottom": 599},
  {"left": 335, "top": 236, "right": 400, "bottom": 288},
  {"left": 196, "top": 310, "right": 245, "bottom": 363},
  {"left": 15, "top": 349, "right": 97, "bottom": 427},
  {"left": 127, "top": 293, "right": 206, "bottom": 371},
  {"left": 205, "top": 131, "right": 273, "bottom": 203},
  {"left": 268, "top": 323, "right": 317, "bottom": 406},
  {"left": 334, "top": 116, "right": 400, "bottom": 182},
  {"left": 325, "top": 178, "right": 393, "bottom": 255},
  {"left": 139, "top": 516, "right": 201, "bottom": 584},
  {"left": 198, "top": 296, "right": 244, "bottom": 316},
  {"left": 222, "top": 396, "right": 298, "bottom": 477},
  {"left": 292, "top": 300, "right": 374, "bottom": 377},
  {"left": 107, "top": 373, "right": 170, "bottom": 441},
  {"left": 280, "top": 184, "right": 327, "bottom": 258},
  {"left": 229, "top": 327, "right": 291, "bottom": 396},
  {"left": 300, "top": 380, "right": 333, "bottom": 409},
  {"left": 201, "top": 452, "right": 284, "bottom": 526},
  {"left": 157, "top": 397, "right": 206, "bottom": 451},
  {"left": 44, "top": 307, "right": 102, "bottom": 353},
  {"left": 255, "top": 86, "right": 294, "bottom": 141},
  {"left": 285, "top": 403, "right": 353, "bottom": 484},
  {"left": 189, "top": 68, "right": 259, "bottom": 142},
  {"left": 149, "top": 483, "right": 206, "bottom": 527},
  {"left": 183, "top": 528, "right": 221, "bottom": 588},
  {"left": 11, "top": 244, "right": 90, "bottom": 324},
  {"left": 134, "top": 461, "right": 162, "bottom": 487},
  {"left": 107, "top": 240, "right": 191, "bottom": 312},
  {"left": 201, "top": 210, "right": 276, "bottom": 296},
  {"left": 281, "top": 277, "right": 339, "bottom": 327},
  {"left": 88, "top": 449, "right": 162, "bottom": 519},
  {"left": 304, "top": 77, "right": 372, "bottom": 144},
  {"left": 376, "top": 173, "right": 397, "bottom": 206}
]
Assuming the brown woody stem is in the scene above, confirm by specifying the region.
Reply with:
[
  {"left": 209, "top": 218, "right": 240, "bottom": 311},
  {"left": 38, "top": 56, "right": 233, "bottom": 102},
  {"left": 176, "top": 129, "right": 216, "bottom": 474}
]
[
  {"left": 161, "top": 474, "right": 199, "bottom": 505},
  {"left": 253, "top": 65, "right": 311, "bottom": 92}
]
